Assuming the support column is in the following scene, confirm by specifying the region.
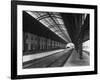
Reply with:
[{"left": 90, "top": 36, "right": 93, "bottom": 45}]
[
  {"left": 78, "top": 42, "right": 83, "bottom": 59},
  {"left": 78, "top": 30, "right": 84, "bottom": 59}
]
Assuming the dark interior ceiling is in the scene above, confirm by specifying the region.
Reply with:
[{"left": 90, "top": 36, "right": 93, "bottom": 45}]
[
  {"left": 61, "top": 13, "right": 89, "bottom": 44},
  {"left": 82, "top": 14, "right": 90, "bottom": 42}
]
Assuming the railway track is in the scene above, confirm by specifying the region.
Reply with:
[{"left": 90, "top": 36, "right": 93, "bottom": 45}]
[{"left": 23, "top": 49, "right": 73, "bottom": 68}]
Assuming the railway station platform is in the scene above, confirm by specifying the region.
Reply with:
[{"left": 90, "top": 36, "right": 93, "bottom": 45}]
[
  {"left": 23, "top": 48, "right": 89, "bottom": 69},
  {"left": 23, "top": 48, "right": 73, "bottom": 68},
  {"left": 22, "top": 10, "right": 90, "bottom": 69},
  {"left": 64, "top": 50, "right": 89, "bottom": 66}
]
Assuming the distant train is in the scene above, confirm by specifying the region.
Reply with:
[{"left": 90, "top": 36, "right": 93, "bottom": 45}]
[{"left": 23, "top": 32, "right": 66, "bottom": 55}]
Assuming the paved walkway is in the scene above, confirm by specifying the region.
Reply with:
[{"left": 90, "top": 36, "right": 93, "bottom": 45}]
[
  {"left": 64, "top": 49, "right": 90, "bottom": 67},
  {"left": 23, "top": 49, "right": 64, "bottom": 62}
]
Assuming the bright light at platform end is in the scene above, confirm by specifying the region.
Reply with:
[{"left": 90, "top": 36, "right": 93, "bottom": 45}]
[{"left": 66, "top": 43, "right": 75, "bottom": 49}]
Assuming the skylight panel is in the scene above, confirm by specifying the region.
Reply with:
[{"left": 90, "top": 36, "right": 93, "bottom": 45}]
[
  {"left": 39, "top": 19, "right": 50, "bottom": 27},
  {"left": 26, "top": 11, "right": 71, "bottom": 42},
  {"left": 53, "top": 17, "right": 64, "bottom": 24},
  {"left": 38, "top": 12, "right": 47, "bottom": 16}
]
